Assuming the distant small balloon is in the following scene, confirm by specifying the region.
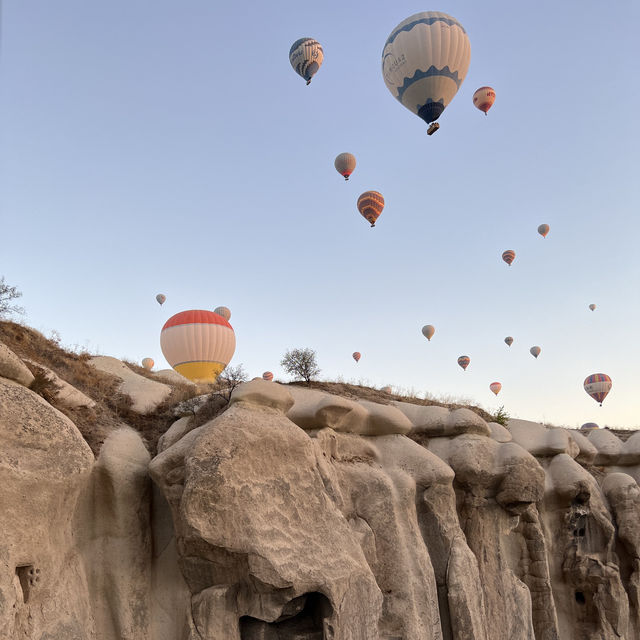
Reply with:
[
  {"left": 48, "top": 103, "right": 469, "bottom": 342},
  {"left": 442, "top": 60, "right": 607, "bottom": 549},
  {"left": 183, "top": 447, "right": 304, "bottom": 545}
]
[
  {"left": 584, "top": 373, "right": 612, "bottom": 406},
  {"left": 289, "top": 38, "right": 323, "bottom": 85},
  {"left": 422, "top": 325, "right": 435, "bottom": 341},
  {"left": 490, "top": 382, "right": 502, "bottom": 396},
  {"left": 382, "top": 385, "right": 392, "bottom": 393},
  {"left": 473, "top": 86, "right": 496, "bottom": 114},
  {"left": 262, "top": 371, "right": 274, "bottom": 381},
  {"left": 334, "top": 153, "right": 356, "bottom": 181},
  {"left": 537, "top": 224, "right": 550, "bottom": 238},
  {"left": 457, "top": 355, "right": 470, "bottom": 371},
  {"left": 504, "top": 336, "right": 514, "bottom": 347},
  {"left": 357, "top": 191, "right": 384, "bottom": 227},
  {"left": 502, "top": 250, "right": 516, "bottom": 266},
  {"left": 141, "top": 357, "right": 154, "bottom": 370},
  {"left": 214, "top": 306, "right": 231, "bottom": 321},
  {"left": 580, "top": 422, "right": 599, "bottom": 431},
  {"left": 156, "top": 294, "right": 166, "bottom": 305},
  {"left": 530, "top": 346, "right": 541, "bottom": 359},
  {"left": 352, "top": 352, "right": 361, "bottom": 362},
  {"left": 589, "top": 304, "right": 596, "bottom": 312}
]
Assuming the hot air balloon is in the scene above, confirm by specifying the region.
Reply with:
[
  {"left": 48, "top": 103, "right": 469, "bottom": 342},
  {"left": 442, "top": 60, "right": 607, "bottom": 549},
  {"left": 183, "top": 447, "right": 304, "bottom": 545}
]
[
  {"left": 490, "top": 382, "right": 502, "bottom": 396},
  {"left": 457, "top": 356, "right": 470, "bottom": 371},
  {"left": 214, "top": 306, "right": 231, "bottom": 321},
  {"left": 352, "top": 352, "right": 361, "bottom": 363},
  {"left": 262, "top": 371, "right": 274, "bottom": 382},
  {"left": 382, "top": 385, "right": 392, "bottom": 393},
  {"left": 335, "top": 153, "right": 356, "bottom": 181},
  {"left": 584, "top": 373, "right": 612, "bottom": 406},
  {"left": 382, "top": 12, "right": 471, "bottom": 135},
  {"left": 156, "top": 294, "right": 166, "bottom": 305},
  {"left": 538, "top": 224, "right": 550, "bottom": 238},
  {"left": 141, "top": 357, "right": 154, "bottom": 370},
  {"left": 160, "top": 310, "right": 236, "bottom": 383},
  {"left": 422, "top": 325, "right": 435, "bottom": 341},
  {"left": 580, "top": 422, "right": 599, "bottom": 431},
  {"left": 357, "top": 191, "right": 384, "bottom": 227},
  {"left": 530, "top": 346, "right": 541, "bottom": 359},
  {"left": 502, "top": 250, "right": 516, "bottom": 266},
  {"left": 289, "top": 38, "right": 323, "bottom": 85},
  {"left": 589, "top": 304, "right": 596, "bottom": 312},
  {"left": 473, "top": 86, "right": 495, "bottom": 115},
  {"left": 504, "top": 336, "right": 514, "bottom": 347}
]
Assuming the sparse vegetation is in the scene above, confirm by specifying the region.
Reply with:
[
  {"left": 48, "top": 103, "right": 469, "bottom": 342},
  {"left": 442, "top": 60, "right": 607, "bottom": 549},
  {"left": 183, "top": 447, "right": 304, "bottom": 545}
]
[
  {"left": 0, "top": 276, "right": 25, "bottom": 318},
  {"left": 214, "top": 364, "right": 248, "bottom": 403},
  {"left": 492, "top": 405, "right": 510, "bottom": 427},
  {"left": 281, "top": 348, "right": 320, "bottom": 385}
]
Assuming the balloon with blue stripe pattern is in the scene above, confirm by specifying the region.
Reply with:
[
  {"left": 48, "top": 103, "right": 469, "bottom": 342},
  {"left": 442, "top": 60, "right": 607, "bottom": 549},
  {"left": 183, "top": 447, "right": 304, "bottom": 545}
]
[
  {"left": 289, "top": 38, "right": 323, "bottom": 85},
  {"left": 382, "top": 12, "right": 471, "bottom": 129}
]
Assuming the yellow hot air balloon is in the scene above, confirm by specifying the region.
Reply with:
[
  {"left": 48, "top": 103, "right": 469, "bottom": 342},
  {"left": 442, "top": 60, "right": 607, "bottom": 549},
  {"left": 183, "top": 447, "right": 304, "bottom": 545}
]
[
  {"left": 502, "top": 250, "right": 516, "bottom": 266},
  {"left": 382, "top": 12, "right": 471, "bottom": 135},
  {"left": 334, "top": 153, "right": 356, "bottom": 181},
  {"left": 141, "top": 357, "right": 154, "bottom": 370},
  {"left": 473, "top": 87, "right": 496, "bottom": 114},
  {"left": 530, "top": 346, "right": 541, "bottom": 359},
  {"left": 289, "top": 38, "right": 323, "bottom": 85},
  {"left": 422, "top": 325, "right": 435, "bottom": 341},
  {"left": 489, "top": 382, "right": 502, "bottom": 396},
  {"left": 357, "top": 191, "right": 384, "bottom": 227},
  {"left": 538, "top": 224, "right": 550, "bottom": 238},
  {"left": 160, "top": 310, "right": 236, "bottom": 383},
  {"left": 214, "top": 306, "right": 231, "bottom": 321},
  {"left": 262, "top": 371, "right": 274, "bottom": 381}
]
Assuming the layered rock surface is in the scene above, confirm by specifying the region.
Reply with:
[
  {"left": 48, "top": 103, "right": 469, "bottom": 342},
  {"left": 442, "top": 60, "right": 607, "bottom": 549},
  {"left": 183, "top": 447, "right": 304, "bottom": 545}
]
[{"left": 1, "top": 345, "right": 640, "bottom": 639}]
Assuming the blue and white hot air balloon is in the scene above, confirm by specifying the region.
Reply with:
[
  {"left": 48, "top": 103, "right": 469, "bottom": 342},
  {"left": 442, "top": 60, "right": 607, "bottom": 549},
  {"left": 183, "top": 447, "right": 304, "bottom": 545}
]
[
  {"left": 382, "top": 12, "right": 471, "bottom": 134},
  {"left": 289, "top": 38, "right": 324, "bottom": 85}
]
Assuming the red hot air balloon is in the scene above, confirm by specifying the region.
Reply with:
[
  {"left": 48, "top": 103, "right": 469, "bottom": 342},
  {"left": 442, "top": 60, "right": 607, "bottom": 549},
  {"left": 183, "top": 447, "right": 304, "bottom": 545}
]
[
  {"left": 473, "top": 86, "right": 496, "bottom": 114},
  {"left": 538, "top": 224, "right": 550, "bottom": 238},
  {"left": 502, "top": 250, "right": 516, "bottom": 266},
  {"left": 357, "top": 191, "right": 384, "bottom": 227},
  {"left": 489, "top": 382, "right": 502, "bottom": 396},
  {"left": 352, "top": 352, "right": 361, "bottom": 362},
  {"left": 262, "top": 371, "right": 274, "bottom": 381},
  {"left": 584, "top": 373, "right": 612, "bottom": 406},
  {"left": 457, "top": 356, "right": 470, "bottom": 371}
]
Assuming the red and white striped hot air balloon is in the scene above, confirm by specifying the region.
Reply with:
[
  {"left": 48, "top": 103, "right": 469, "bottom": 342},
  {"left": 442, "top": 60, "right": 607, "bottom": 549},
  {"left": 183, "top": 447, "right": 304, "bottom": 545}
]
[
  {"left": 352, "top": 352, "right": 361, "bottom": 362},
  {"left": 357, "top": 191, "right": 384, "bottom": 227},
  {"left": 489, "top": 382, "right": 502, "bottom": 396},
  {"left": 502, "top": 250, "right": 516, "bottom": 266},
  {"left": 160, "top": 310, "right": 235, "bottom": 383},
  {"left": 473, "top": 86, "right": 496, "bottom": 115},
  {"left": 262, "top": 371, "right": 274, "bottom": 381}
]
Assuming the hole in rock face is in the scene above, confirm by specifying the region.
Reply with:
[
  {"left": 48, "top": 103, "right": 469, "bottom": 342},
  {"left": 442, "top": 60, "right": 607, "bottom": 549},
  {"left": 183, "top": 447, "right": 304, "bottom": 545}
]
[
  {"left": 15, "top": 565, "right": 40, "bottom": 604},
  {"left": 240, "top": 592, "right": 332, "bottom": 639},
  {"left": 575, "top": 591, "right": 586, "bottom": 604}
]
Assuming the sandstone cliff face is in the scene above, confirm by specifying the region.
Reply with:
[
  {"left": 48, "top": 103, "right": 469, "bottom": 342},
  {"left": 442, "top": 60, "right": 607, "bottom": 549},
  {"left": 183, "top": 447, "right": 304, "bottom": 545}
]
[{"left": 2, "top": 342, "right": 640, "bottom": 639}]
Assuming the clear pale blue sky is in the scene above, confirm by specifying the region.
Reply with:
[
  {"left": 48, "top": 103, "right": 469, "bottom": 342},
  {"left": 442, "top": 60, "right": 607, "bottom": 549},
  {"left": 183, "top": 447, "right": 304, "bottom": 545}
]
[{"left": 2, "top": 1, "right": 639, "bottom": 427}]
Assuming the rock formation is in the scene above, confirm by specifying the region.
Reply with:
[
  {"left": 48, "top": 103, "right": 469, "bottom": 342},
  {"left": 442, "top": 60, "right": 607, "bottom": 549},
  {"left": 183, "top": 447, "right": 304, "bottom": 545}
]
[{"left": 1, "top": 337, "right": 640, "bottom": 639}]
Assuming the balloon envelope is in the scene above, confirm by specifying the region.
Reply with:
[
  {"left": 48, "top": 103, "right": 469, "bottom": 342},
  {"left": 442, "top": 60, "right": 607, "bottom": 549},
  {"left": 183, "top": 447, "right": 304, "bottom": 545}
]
[
  {"left": 457, "top": 356, "right": 470, "bottom": 370},
  {"left": 334, "top": 153, "right": 356, "bottom": 181},
  {"left": 422, "top": 325, "right": 435, "bottom": 341},
  {"left": 530, "top": 346, "right": 541, "bottom": 359},
  {"left": 504, "top": 336, "right": 513, "bottom": 347},
  {"left": 160, "top": 310, "right": 236, "bottom": 383},
  {"left": 502, "top": 250, "right": 516, "bottom": 266},
  {"left": 141, "top": 357, "right": 154, "bottom": 370},
  {"left": 156, "top": 294, "right": 166, "bottom": 305},
  {"left": 352, "top": 352, "right": 361, "bottom": 362},
  {"left": 584, "top": 373, "right": 612, "bottom": 405},
  {"left": 214, "top": 306, "right": 231, "bottom": 321},
  {"left": 382, "top": 385, "right": 392, "bottom": 393},
  {"left": 589, "top": 304, "right": 596, "bottom": 311},
  {"left": 357, "top": 191, "right": 384, "bottom": 227},
  {"left": 382, "top": 12, "right": 471, "bottom": 126},
  {"left": 473, "top": 86, "right": 495, "bottom": 114},
  {"left": 580, "top": 422, "right": 599, "bottom": 431},
  {"left": 538, "top": 224, "right": 550, "bottom": 238},
  {"left": 289, "top": 38, "right": 323, "bottom": 84},
  {"left": 262, "top": 371, "right": 273, "bottom": 381},
  {"left": 489, "top": 382, "right": 502, "bottom": 396}
]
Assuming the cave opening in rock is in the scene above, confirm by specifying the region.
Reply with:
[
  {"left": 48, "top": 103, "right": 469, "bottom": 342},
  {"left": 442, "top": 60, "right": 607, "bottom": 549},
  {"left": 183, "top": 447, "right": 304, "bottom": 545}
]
[
  {"left": 239, "top": 592, "right": 333, "bottom": 639},
  {"left": 575, "top": 591, "right": 586, "bottom": 604},
  {"left": 15, "top": 565, "right": 39, "bottom": 604}
]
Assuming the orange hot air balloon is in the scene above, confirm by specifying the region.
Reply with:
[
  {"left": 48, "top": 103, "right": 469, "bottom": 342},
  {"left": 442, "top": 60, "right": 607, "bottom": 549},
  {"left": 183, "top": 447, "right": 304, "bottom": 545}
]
[
  {"left": 457, "top": 355, "right": 470, "bottom": 371},
  {"left": 502, "top": 250, "right": 516, "bottom": 266},
  {"left": 141, "top": 357, "right": 154, "bottom": 370},
  {"left": 538, "top": 224, "right": 550, "bottom": 238},
  {"left": 489, "top": 382, "right": 502, "bottom": 396},
  {"left": 160, "top": 309, "right": 236, "bottom": 383},
  {"left": 262, "top": 371, "right": 274, "bottom": 381},
  {"left": 357, "top": 191, "right": 384, "bottom": 227},
  {"left": 352, "top": 352, "right": 361, "bottom": 362},
  {"left": 473, "top": 86, "right": 496, "bottom": 114}
]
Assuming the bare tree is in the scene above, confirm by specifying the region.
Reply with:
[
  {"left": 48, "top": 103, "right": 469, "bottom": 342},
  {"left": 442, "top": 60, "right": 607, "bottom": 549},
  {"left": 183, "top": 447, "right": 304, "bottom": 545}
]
[
  {"left": 280, "top": 348, "right": 320, "bottom": 385},
  {"left": 215, "top": 363, "right": 248, "bottom": 402},
  {"left": 0, "top": 276, "right": 25, "bottom": 318}
]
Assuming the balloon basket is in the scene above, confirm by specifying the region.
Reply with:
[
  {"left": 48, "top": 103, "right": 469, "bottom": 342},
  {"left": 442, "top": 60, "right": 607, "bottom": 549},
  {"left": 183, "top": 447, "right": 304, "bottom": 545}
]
[{"left": 427, "top": 123, "right": 440, "bottom": 136}]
